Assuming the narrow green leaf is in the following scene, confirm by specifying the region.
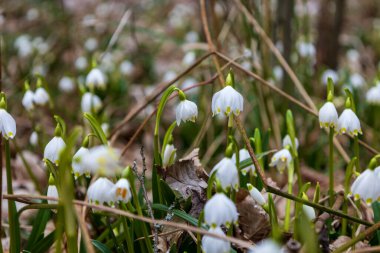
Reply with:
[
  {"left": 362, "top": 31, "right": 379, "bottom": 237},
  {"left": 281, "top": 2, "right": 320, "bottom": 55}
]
[
  {"left": 25, "top": 207, "right": 51, "bottom": 250},
  {"left": 91, "top": 240, "right": 113, "bottom": 253},
  {"left": 29, "top": 231, "right": 56, "bottom": 252},
  {"left": 84, "top": 113, "right": 108, "bottom": 145},
  {"left": 238, "top": 150, "right": 275, "bottom": 170},
  {"left": 54, "top": 115, "right": 67, "bottom": 138}
]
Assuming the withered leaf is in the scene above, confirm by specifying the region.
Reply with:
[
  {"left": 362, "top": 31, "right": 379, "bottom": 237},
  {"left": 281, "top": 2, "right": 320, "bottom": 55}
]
[
  {"left": 236, "top": 189, "right": 271, "bottom": 243},
  {"left": 158, "top": 149, "right": 208, "bottom": 217}
]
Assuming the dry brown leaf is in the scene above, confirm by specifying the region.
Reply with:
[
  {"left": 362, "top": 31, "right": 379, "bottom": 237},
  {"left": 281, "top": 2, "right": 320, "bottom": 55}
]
[{"left": 330, "top": 235, "right": 369, "bottom": 251}]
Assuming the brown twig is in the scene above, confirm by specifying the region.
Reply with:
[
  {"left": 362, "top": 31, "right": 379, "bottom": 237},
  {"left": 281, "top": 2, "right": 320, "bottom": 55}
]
[{"left": 75, "top": 208, "right": 95, "bottom": 253}]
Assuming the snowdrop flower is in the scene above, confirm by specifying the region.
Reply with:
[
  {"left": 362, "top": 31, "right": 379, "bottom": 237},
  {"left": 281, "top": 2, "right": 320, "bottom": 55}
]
[
  {"left": 47, "top": 174, "right": 58, "bottom": 204},
  {"left": 282, "top": 135, "right": 299, "bottom": 150},
  {"left": 33, "top": 87, "right": 49, "bottom": 105},
  {"left": 84, "top": 37, "right": 98, "bottom": 52},
  {"left": 22, "top": 90, "right": 35, "bottom": 111},
  {"left": 337, "top": 109, "right": 362, "bottom": 136},
  {"left": 273, "top": 65, "right": 283, "bottom": 81},
  {"left": 81, "top": 92, "right": 102, "bottom": 113},
  {"left": 204, "top": 193, "right": 238, "bottom": 228},
  {"left": 58, "top": 76, "right": 75, "bottom": 92},
  {"left": 321, "top": 69, "right": 338, "bottom": 85},
  {"left": 212, "top": 86, "right": 244, "bottom": 116},
  {"left": 201, "top": 226, "right": 230, "bottom": 253},
  {"left": 247, "top": 183, "right": 266, "bottom": 206},
  {"left": 182, "top": 51, "right": 196, "bottom": 66},
  {"left": 248, "top": 239, "right": 282, "bottom": 253},
  {"left": 29, "top": 131, "right": 38, "bottom": 146},
  {"left": 87, "top": 177, "right": 115, "bottom": 205},
  {"left": 112, "top": 178, "right": 132, "bottom": 203},
  {"left": 75, "top": 56, "right": 88, "bottom": 71},
  {"left": 119, "top": 60, "right": 134, "bottom": 76},
  {"left": 232, "top": 149, "right": 255, "bottom": 176},
  {"left": 175, "top": 97, "right": 198, "bottom": 126},
  {"left": 44, "top": 136, "right": 66, "bottom": 165},
  {"left": 297, "top": 41, "right": 316, "bottom": 58},
  {"left": 210, "top": 158, "right": 239, "bottom": 190},
  {"left": 270, "top": 149, "right": 292, "bottom": 173},
  {"left": 351, "top": 167, "right": 380, "bottom": 204},
  {"left": 86, "top": 68, "right": 106, "bottom": 89},
  {"left": 81, "top": 145, "right": 121, "bottom": 176},
  {"left": 0, "top": 108, "right": 17, "bottom": 139},
  {"left": 162, "top": 144, "right": 176, "bottom": 167},
  {"left": 72, "top": 147, "right": 90, "bottom": 178},
  {"left": 26, "top": 8, "right": 39, "bottom": 21},
  {"left": 185, "top": 31, "right": 199, "bottom": 43},
  {"left": 319, "top": 102, "right": 338, "bottom": 129},
  {"left": 366, "top": 85, "right": 380, "bottom": 105},
  {"left": 14, "top": 35, "right": 33, "bottom": 57},
  {"left": 303, "top": 205, "right": 316, "bottom": 220},
  {"left": 350, "top": 73, "right": 365, "bottom": 88}
]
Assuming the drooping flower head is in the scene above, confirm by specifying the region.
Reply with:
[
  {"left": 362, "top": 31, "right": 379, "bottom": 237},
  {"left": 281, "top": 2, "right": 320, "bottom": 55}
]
[
  {"left": 47, "top": 173, "right": 58, "bottom": 205},
  {"left": 201, "top": 226, "right": 231, "bottom": 253},
  {"left": 72, "top": 147, "right": 90, "bottom": 178},
  {"left": 87, "top": 177, "right": 115, "bottom": 205},
  {"left": 0, "top": 98, "right": 17, "bottom": 140},
  {"left": 81, "top": 145, "right": 121, "bottom": 176},
  {"left": 350, "top": 167, "right": 380, "bottom": 205},
  {"left": 337, "top": 109, "right": 362, "bottom": 136},
  {"left": 270, "top": 149, "right": 292, "bottom": 173},
  {"left": 247, "top": 183, "right": 266, "bottom": 206},
  {"left": 44, "top": 124, "right": 66, "bottom": 165},
  {"left": 210, "top": 157, "right": 239, "bottom": 190},
  {"left": 175, "top": 90, "right": 198, "bottom": 126},
  {"left": 85, "top": 68, "right": 106, "bottom": 89},
  {"left": 204, "top": 193, "right": 238, "bottom": 228},
  {"left": 22, "top": 90, "right": 35, "bottom": 111},
  {"left": 232, "top": 148, "right": 255, "bottom": 176},
  {"left": 112, "top": 178, "right": 132, "bottom": 203},
  {"left": 248, "top": 239, "right": 282, "bottom": 253},
  {"left": 282, "top": 135, "right": 299, "bottom": 150},
  {"left": 33, "top": 87, "right": 49, "bottom": 105},
  {"left": 59, "top": 76, "right": 75, "bottom": 92},
  {"left": 162, "top": 144, "right": 177, "bottom": 167},
  {"left": 81, "top": 92, "right": 102, "bottom": 113},
  {"left": 366, "top": 85, "right": 380, "bottom": 105}
]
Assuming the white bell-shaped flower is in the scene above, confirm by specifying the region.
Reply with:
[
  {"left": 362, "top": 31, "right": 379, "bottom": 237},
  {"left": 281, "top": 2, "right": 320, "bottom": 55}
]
[
  {"left": 47, "top": 185, "right": 58, "bottom": 204},
  {"left": 351, "top": 167, "right": 380, "bottom": 205},
  {"left": 162, "top": 144, "right": 176, "bottom": 167},
  {"left": 282, "top": 135, "right": 299, "bottom": 150},
  {"left": 247, "top": 183, "right": 266, "bottom": 206},
  {"left": 85, "top": 68, "right": 106, "bottom": 89},
  {"left": 319, "top": 102, "right": 338, "bottom": 129},
  {"left": 321, "top": 69, "right": 338, "bottom": 85},
  {"left": 0, "top": 109, "right": 17, "bottom": 139},
  {"left": 119, "top": 60, "right": 134, "bottom": 76},
  {"left": 210, "top": 157, "right": 239, "bottom": 190},
  {"left": 366, "top": 86, "right": 380, "bottom": 105},
  {"left": 337, "top": 109, "right": 362, "bottom": 136},
  {"left": 81, "top": 145, "right": 121, "bottom": 176},
  {"left": 81, "top": 92, "right": 102, "bottom": 113},
  {"left": 204, "top": 193, "right": 238, "bottom": 228},
  {"left": 248, "top": 239, "right": 282, "bottom": 253},
  {"left": 175, "top": 99, "right": 198, "bottom": 126},
  {"left": 303, "top": 205, "right": 316, "bottom": 220},
  {"left": 22, "top": 90, "right": 35, "bottom": 111},
  {"left": 201, "top": 226, "right": 230, "bottom": 253},
  {"left": 44, "top": 136, "right": 66, "bottom": 165},
  {"left": 72, "top": 147, "right": 90, "bottom": 178},
  {"left": 84, "top": 38, "right": 98, "bottom": 52},
  {"left": 350, "top": 73, "right": 365, "bottom": 88},
  {"left": 112, "top": 178, "right": 132, "bottom": 203},
  {"left": 33, "top": 87, "right": 49, "bottom": 105},
  {"left": 29, "top": 131, "right": 38, "bottom": 146},
  {"left": 58, "top": 76, "right": 75, "bottom": 92},
  {"left": 212, "top": 86, "right": 244, "bottom": 116},
  {"left": 232, "top": 149, "right": 255, "bottom": 176},
  {"left": 87, "top": 177, "right": 115, "bottom": 205},
  {"left": 270, "top": 149, "right": 292, "bottom": 173},
  {"left": 75, "top": 56, "right": 88, "bottom": 71}
]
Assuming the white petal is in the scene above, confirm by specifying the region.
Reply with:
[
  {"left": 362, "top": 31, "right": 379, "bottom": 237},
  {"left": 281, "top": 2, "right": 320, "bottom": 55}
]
[{"left": 0, "top": 109, "right": 17, "bottom": 139}]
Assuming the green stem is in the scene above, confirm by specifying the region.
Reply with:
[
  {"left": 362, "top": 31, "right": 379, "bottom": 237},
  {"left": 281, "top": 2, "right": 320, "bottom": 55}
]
[
  {"left": 121, "top": 203, "right": 134, "bottom": 253},
  {"left": 342, "top": 158, "right": 356, "bottom": 235},
  {"left": 329, "top": 127, "right": 335, "bottom": 207},
  {"left": 354, "top": 136, "right": 360, "bottom": 172},
  {"left": 284, "top": 162, "right": 294, "bottom": 232},
  {"left": 5, "top": 140, "right": 20, "bottom": 253}
]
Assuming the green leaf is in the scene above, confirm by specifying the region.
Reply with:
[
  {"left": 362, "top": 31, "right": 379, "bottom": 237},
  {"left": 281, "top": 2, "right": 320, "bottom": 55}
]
[
  {"left": 152, "top": 204, "right": 206, "bottom": 228},
  {"left": 92, "top": 240, "right": 113, "bottom": 253},
  {"left": 54, "top": 115, "right": 67, "bottom": 138},
  {"left": 25, "top": 207, "right": 51, "bottom": 250},
  {"left": 238, "top": 150, "right": 275, "bottom": 170},
  {"left": 29, "top": 231, "right": 56, "bottom": 252},
  {"left": 84, "top": 113, "right": 108, "bottom": 145}
]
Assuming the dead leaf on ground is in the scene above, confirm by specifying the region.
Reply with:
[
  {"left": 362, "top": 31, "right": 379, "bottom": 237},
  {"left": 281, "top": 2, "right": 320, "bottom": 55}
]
[{"left": 330, "top": 235, "right": 368, "bottom": 251}]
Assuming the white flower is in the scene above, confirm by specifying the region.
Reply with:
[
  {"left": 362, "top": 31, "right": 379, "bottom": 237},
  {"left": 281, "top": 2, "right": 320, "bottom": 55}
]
[
  {"left": 321, "top": 69, "right": 338, "bottom": 85},
  {"left": 44, "top": 136, "right": 66, "bottom": 165},
  {"left": 211, "top": 86, "right": 244, "bottom": 116},
  {"left": 87, "top": 177, "right": 115, "bottom": 205},
  {"left": 84, "top": 38, "right": 98, "bottom": 52},
  {"left": 185, "top": 31, "right": 199, "bottom": 43},
  {"left": 112, "top": 178, "right": 132, "bottom": 203},
  {"left": 303, "top": 205, "right": 316, "bottom": 220},
  {"left": 33, "top": 87, "right": 49, "bottom": 105},
  {"left": 366, "top": 86, "right": 380, "bottom": 105},
  {"left": 319, "top": 102, "right": 338, "bottom": 129},
  {"left": 201, "top": 227, "right": 230, "bottom": 253},
  {"left": 297, "top": 41, "right": 315, "bottom": 58},
  {"left": 72, "top": 147, "right": 90, "bottom": 178},
  {"left": 270, "top": 149, "right": 292, "bottom": 173},
  {"left": 351, "top": 167, "right": 380, "bottom": 205},
  {"left": 175, "top": 99, "right": 198, "bottom": 126},
  {"left": 29, "top": 131, "right": 38, "bottom": 146},
  {"left": 162, "top": 144, "right": 176, "bottom": 167},
  {"left": 86, "top": 68, "right": 106, "bottom": 89},
  {"left": 81, "top": 92, "right": 102, "bottom": 113},
  {"left": 22, "top": 90, "right": 35, "bottom": 110},
  {"left": 282, "top": 135, "right": 299, "bottom": 150},
  {"left": 337, "top": 109, "right": 362, "bottom": 136},
  {"left": 59, "top": 76, "right": 75, "bottom": 92},
  {"left": 248, "top": 239, "right": 282, "bottom": 253},
  {"left": 232, "top": 149, "right": 255, "bottom": 176},
  {"left": 350, "top": 73, "right": 365, "bottom": 88},
  {"left": 247, "top": 184, "right": 266, "bottom": 206},
  {"left": 210, "top": 158, "right": 239, "bottom": 190},
  {"left": 81, "top": 145, "right": 121, "bottom": 176},
  {"left": 163, "top": 70, "right": 177, "bottom": 83},
  {"left": 75, "top": 56, "right": 88, "bottom": 71},
  {"left": 14, "top": 35, "right": 33, "bottom": 57},
  {"left": 47, "top": 185, "right": 58, "bottom": 204},
  {"left": 0, "top": 109, "right": 17, "bottom": 139},
  {"left": 204, "top": 193, "right": 238, "bottom": 227},
  {"left": 119, "top": 60, "right": 134, "bottom": 76},
  {"left": 273, "top": 66, "right": 283, "bottom": 81},
  {"left": 182, "top": 51, "right": 196, "bottom": 66}
]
